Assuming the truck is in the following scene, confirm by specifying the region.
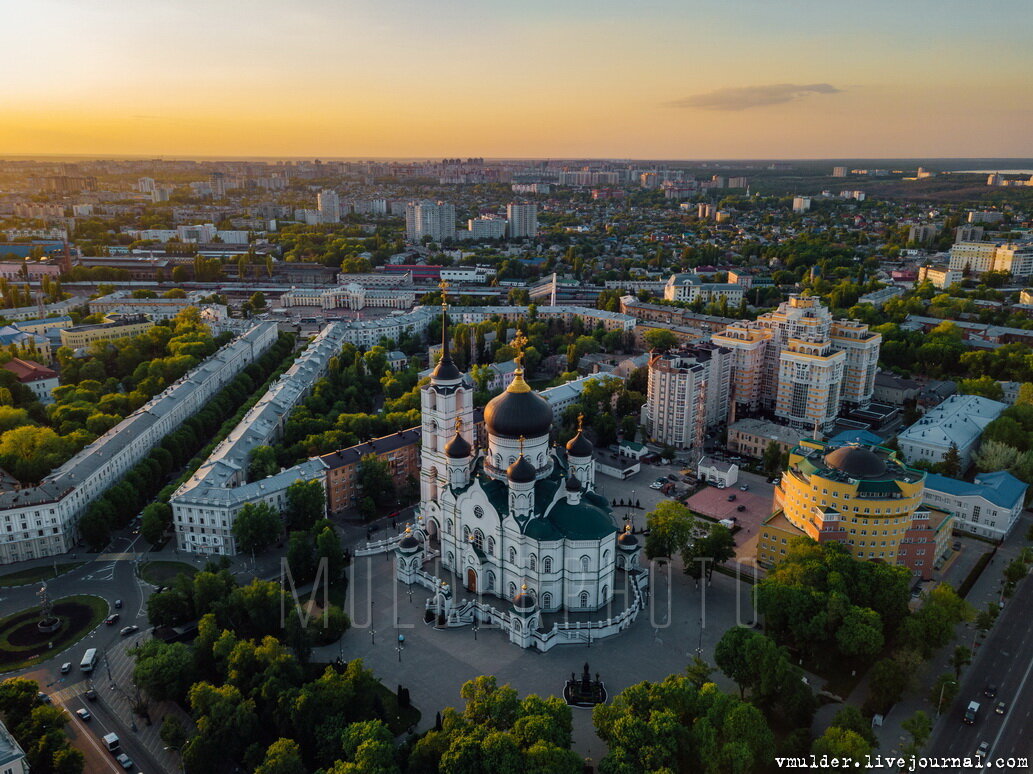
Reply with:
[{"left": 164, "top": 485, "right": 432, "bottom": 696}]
[
  {"left": 103, "top": 733, "right": 120, "bottom": 752},
  {"left": 80, "top": 648, "right": 98, "bottom": 673},
  {"left": 964, "top": 701, "right": 980, "bottom": 724}
]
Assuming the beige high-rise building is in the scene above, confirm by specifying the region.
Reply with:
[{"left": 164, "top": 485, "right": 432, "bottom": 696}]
[
  {"left": 644, "top": 344, "right": 732, "bottom": 449},
  {"left": 712, "top": 295, "right": 881, "bottom": 432},
  {"left": 949, "top": 241, "right": 1033, "bottom": 279}
]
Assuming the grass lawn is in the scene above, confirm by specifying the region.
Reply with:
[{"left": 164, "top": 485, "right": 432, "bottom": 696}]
[
  {"left": 0, "top": 594, "right": 109, "bottom": 673},
  {"left": 0, "top": 562, "right": 85, "bottom": 588},
  {"left": 139, "top": 560, "right": 198, "bottom": 586},
  {"left": 374, "top": 680, "right": 422, "bottom": 735}
]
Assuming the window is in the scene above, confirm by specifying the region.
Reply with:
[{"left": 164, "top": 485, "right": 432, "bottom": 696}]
[
  {"left": 486, "top": 571, "right": 496, "bottom": 591},
  {"left": 580, "top": 555, "right": 590, "bottom": 572},
  {"left": 463, "top": 526, "right": 471, "bottom": 543},
  {"left": 508, "top": 582, "right": 517, "bottom": 598},
  {"left": 509, "top": 547, "right": 517, "bottom": 565},
  {"left": 529, "top": 553, "right": 537, "bottom": 571},
  {"left": 543, "top": 556, "right": 552, "bottom": 573},
  {"left": 446, "top": 519, "right": 453, "bottom": 535},
  {"left": 579, "top": 591, "right": 589, "bottom": 607},
  {"left": 487, "top": 537, "right": 495, "bottom": 556},
  {"left": 601, "top": 585, "right": 609, "bottom": 601},
  {"left": 447, "top": 551, "right": 455, "bottom": 567},
  {"left": 474, "top": 505, "right": 484, "bottom": 519},
  {"left": 541, "top": 592, "right": 552, "bottom": 609}
]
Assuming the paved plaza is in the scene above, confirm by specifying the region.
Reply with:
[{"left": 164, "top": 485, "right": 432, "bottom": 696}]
[{"left": 313, "top": 545, "right": 759, "bottom": 760}]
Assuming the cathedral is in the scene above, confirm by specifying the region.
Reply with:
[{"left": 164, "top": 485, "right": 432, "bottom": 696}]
[{"left": 412, "top": 301, "right": 638, "bottom": 617}]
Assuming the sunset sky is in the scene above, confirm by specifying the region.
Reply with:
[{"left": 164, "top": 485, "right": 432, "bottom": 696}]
[{"left": 5, "top": 0, "right": 1033, "bottom": 159}]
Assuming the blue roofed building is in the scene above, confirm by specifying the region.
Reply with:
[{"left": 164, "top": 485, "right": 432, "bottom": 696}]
[
  {"left": 923, "top": 471, "right": 1028, "bottom": 540},
  {"left": 827, "top": 429, "right": 883, "bottom": 447}
]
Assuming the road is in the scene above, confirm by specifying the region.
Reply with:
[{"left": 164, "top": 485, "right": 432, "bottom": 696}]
[
  {"left": 928, "top": 568, "right": 1033, "bottom": 770},
  {"left": 2, "top": 531, "right": 166, "bottom": 773}
]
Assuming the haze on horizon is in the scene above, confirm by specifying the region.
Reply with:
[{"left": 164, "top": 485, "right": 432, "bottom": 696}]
[{"left": 5, "top": 0, "right": 1032, "bottom": 159}]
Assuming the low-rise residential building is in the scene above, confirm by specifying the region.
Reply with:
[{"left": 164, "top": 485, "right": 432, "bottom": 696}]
[
  {"left": 922, "top": 471, "right": 1027, "bottom": 541},
  {"left": 917, "top": 264, "right": 962, "bottom": 289},
  {"left": 872, "top": 372, "right": 921, "bottom": 406},
  {"left": 757, "top": 440, "right": 951, "bottom": 579},
  {"left": 280, "top": 284, "right": 415, "bottom": 310},
  {"left": 2, "top": 358, "right": 58, "bottom": 404},
  {"left": 859, "top": 286, "right": 905, "bottom": 307},
  {"left": 897, "top": 394, "right": 1007, "bottom": 468},
  {"left": 320, "top": 429, "right": 421, "bottom": 514},
  {"left": 0, "top": 326, "right": 51, "bottom": 362},
  {"left": 726, "top": 418, "right": 802, "bottom": 459},
  {"left": 59, "top": 313, "right": 154, "bottom": 349},
  {"left": 697, "top": 457, "right": 738, "bottom": 487},
  {"left": 663, "top": 273, "right": 744, "bottom": 306},
  {"left": 540, "top": 374, "right": 624, "bottom": 415}
]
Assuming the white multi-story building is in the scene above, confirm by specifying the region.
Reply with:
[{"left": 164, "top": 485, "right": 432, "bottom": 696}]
[
  {"left": 280, "top": 284, "right": 415, "bottom": 310},
  {"left": 0, "top": 323, "right": 278, "bottom": 564},
  {"left": 0, "top": 718, "right": 28, "bottom": 774},
  {"left": 317, "top": 189, "right": 341, "bottom": 223},
  {"left": 949, "top": 241, "right": 1033, "bottom": 279},
  {"left": 462, "top": 217, "right": 507, "bottom": 240},
  {"left": 506, "top": 203, "right": 538, "bottom": 239},
  {"left": 663, "top": 273, "right": 744, "bottom": 306},
  {"left": 171, "top": 323, "right": 349, "bottom": 555},
  {"left": 644, "top": 343, "right": 731, "bottom": 449},
  {"left": 405, "top": 200, "right": 456, "bottom": 243},
  {"left": 792, "top": 196, "right": 811, "bottom": 213},
  {"left": 898, "top": 394, "right": 1007, "bottom": 467},
  {"left": 917, "top": 265, "right": 962, "bottom": 289},
  {"left": 923, "top": 471, "right": 1027, "bottom": 541}
]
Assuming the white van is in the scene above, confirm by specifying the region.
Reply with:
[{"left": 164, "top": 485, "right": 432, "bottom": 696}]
[{"left": 103, "top": 732, "right": 120, "bottom": 752}]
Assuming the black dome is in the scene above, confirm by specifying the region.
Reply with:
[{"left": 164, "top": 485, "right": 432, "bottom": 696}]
[
  {"left": 824, "top": 445, "right": 887, "bottom": 479},
  {"left": 566, "top": 431, "right": 593, "bottom": 457},
  {"left": 432, "top": 354, "right": 462, "bottom": 381},
  {"left": 399, "top": 534, "right": 420, "bottom": 550},
  {"left": 484, "top": 368, "right": 553, "bottom": 438},
  {"left": 565, "top": 474, "right": 581, "bottom": 492},
  {"left": 512, "top": 592, "right": 536, "bottom": 609},
  {"left": 618, "top": 528, "right": 639, "bottom": 547},
  {"left": 444, "top": 430, "right": 472, "bottom": 459},
  {"left": 507, "top": 454, "right": 537, "bottom": 483}
]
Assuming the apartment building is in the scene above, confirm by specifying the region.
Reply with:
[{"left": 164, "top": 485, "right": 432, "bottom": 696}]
[
  {"left": 59, "top": 313, "right": 154, "bottom": 349},
  {"left": 917, "top": 264, "right": 962, "bottom": 289},
  {"left": 171, "top": 323, "right": 348, "bottom": 555},
  {"left": 949, "top": 241, "right": 1033, "bottom": 279},
  {"left": 757, "top": 441, "right": 952, "bottom": 579},
  {"left": 923, "top": 471, "right": 1027, "bottom": 541},
  {"left": 320, "top": 428, "right": 421, "bottom": 514},
  {"left": 712, "top": 296, "right": 881, "bottom": 432},
  {"left": 0, "top": 323, "right": 277, "bottom": 564},
  {"left": 405, "top": 200, "right": 456, "bottom": 242},
  {"left": 643, "top": 344, "right": 731, "bottom": 449},
  {"left": 506, "top": 203, "right": 538, "bottom": 238},
  {"left": 0, "top": 719, "right": 27, "bottom": 774},
  {"left": 1, "top": 358, "right": 58, "bottom": 404},
  {"left": 726, "top": 417, "right": 802, "bottom": 459}
]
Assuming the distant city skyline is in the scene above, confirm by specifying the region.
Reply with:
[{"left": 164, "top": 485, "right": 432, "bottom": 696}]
[{"left": 5, "top": 0, "right": 1033, "bottom": 158}]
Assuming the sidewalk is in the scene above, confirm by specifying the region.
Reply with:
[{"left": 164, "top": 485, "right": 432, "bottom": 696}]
[{"left": 855, "top": 515, "right": 1030, "bottom": 755}]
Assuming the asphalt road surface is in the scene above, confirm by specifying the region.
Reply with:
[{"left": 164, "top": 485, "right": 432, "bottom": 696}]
[{"left": 928, "top": 570, "right": 1033, "bottom": 771}]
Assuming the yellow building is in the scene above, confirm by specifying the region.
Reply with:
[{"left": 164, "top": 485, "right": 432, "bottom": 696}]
[
  {"left": 757, "top": 440, "right": 952, "bottom": 579},
  {"left": 59, "top": 313, "right": 154, "bottom": 349}
]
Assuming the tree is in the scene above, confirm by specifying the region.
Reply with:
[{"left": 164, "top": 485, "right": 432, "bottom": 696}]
[
  {"left": 762, "top": 441, "right": 784, "bottom": 478},
  {"left": 356, "top": 454, "right": 395, "bottom": 512},
  {"left": 951, "top": 645, "right": 972, "bottom": 678},
  {"left": 835, "top": 607, "right": 884, "bottom": 660},
  {"left": 141, "top": 502, "right": 172, "bottom": 545},
  {"left": 132, "top": 640, "right": 197, "bottom": 702},
  {"left": 644, "top": 500, "right": 696, "bottom": 559},
  {"left": 901, "top": 710, "right": 932, "bottom": 757},
  {"left": 160, "top": 715, "right": 188, "bottom": 751},
  {"left": 811, "top": 727, "right": 871, "bottom": 771},
  {"left": 285, "top": 479, "right": 325, "bottom": 531},
  {"left": 315, "top": 526, "right": 346, "bottom": 582},
  {"left": 940, "top": 442, "right": 962, "bottom": 477},
  {"left": 975, "top": 439, "right": 1019, "bottom": 472},
  {"left": 828, "top": 704, "right": 876, "bottom": 747},
  {"left": 249, "top": 291, "right": 267, "bottom": 311},
  {"left": 866, "top": 657, "right": 909, "bottom": 713},
  {"left": 286, "top": 531, "right": 316, "bottom": 584},
  {"left": 685, "top": 656, "right": 714, "bottom": 689},
  {"left": 232, "top": 502, "right": 282, "bottom": 555},
  {"left": 643, "top": 329, "right": 678, "bottom": 352},
  {"left": 248, "top": 445, "right": 279, "bottom": 481},
  {"left": 930, "top": 673, "right": 959, "bottom": 711}
]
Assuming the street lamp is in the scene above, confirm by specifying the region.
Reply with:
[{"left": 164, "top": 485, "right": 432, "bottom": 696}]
[
  {"left": 472, "top": 624, "right": 479, "bottom": 641},
  {"left": 369, "top": 628, "right": 375, "bottom": 646},
  {"left": 396, "top": 633, "right": 405, "bottom": 662},
  {"left": 937, "top": 679, "right": 957, "bottom": 716}
]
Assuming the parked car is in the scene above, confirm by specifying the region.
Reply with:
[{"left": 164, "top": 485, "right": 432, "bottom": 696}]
[
  {"left": 976, "top": 742, "right": 989, "bottom": 759},
  {"left": 726, "top": 494, "right": 736, "bottom": 502},
  {"left": 37, "top": 692, "right": 50, "bottom": 704},
  {"left": 60, "top": 662, "right": 71, "bottom": 674},
  {"left": 953, "top": 541, "right": 962, "bottom": 551},
  {"left": 105, "top": 614, "right": 120, "bottom": 625},
  {"left": 120, "top": 625, "right": 139, "bottom": 637},
  {"left": 114, "top": 599, "right": 123, "bottom": 609},
  {"left": 649, "top": 480, "right": 663, "bottom": 490},
  {"left": 995, "top": 701, "right": 1007, "bottom": 715},
  {"left": 84, "top": 689, "right": 97, "bottom": 701},
  {"left": 116, "top": 753, "right": 134, "bottom": 769},
  {"left": 75, "top": 708, "right": 91, "bottom": 721},
  {"left": 739, "top": 485, "right": 749, "bottom": 491},
  {"left": 736, "top": 505, "right": 746, "bottom": 512}
]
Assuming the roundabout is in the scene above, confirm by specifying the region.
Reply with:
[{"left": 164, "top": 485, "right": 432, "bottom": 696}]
[{"left": 0, "top": 592, "right": 109, "bottom": 673}]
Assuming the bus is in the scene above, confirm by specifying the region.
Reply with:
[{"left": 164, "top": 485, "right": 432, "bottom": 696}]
[{"left": 80, "top": 648, "right": 98, "bottom": 673}]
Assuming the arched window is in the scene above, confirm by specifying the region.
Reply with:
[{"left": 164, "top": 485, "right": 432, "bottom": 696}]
[
  {"left": 509, "top": 547, "right": 517, "bottom": 565},
  {"left": 580, "top": 555, "right": 590, "bottom": 573},
  {"left": 508, "top": 582, "right": 517, "bottom": 598},
  {"left": 495, "top": 453, "right": 502, "bottom": 469},
  {"left": 616, "top": 554, "right": 625, "bottom": 569},
  {"left": 529, "top": 553, "right": 537, "bottom": 572},
  {"left": 463, "top": 526, "right": 471, "bottom": 543},
  {"left": 473, "top": 529, "right": 484, "bottom": 551},
  {"left": 487, "top": 537, "right": 495, "bottom": 556},
  {"left": 541, "top": 592, "right": 553, "bottom": 609},
  {"left": 446, "top": 519, "right": 453, "bottom": 535},
  {"left": 543, "top": 556, "right": 552, "bottom": 573},
  {"left": 487, "top": 571, "right": 496, "bottom": 591},
  {"left": 601, "top": 585, "right": 609, "bottom": 601},
  {"left": 579, "top": 591, "right": 589, "bottom": 608},
  {"left": 447, "top": 551, "right": 455, "bottom": 568},
  {"left": 603, "top": 549, "right": 611, "bottom": 564}
]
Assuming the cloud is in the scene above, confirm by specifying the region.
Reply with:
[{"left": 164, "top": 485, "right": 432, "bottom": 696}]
[{"left": 667, "top": 83, "right": 841, "bottom": 111}]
